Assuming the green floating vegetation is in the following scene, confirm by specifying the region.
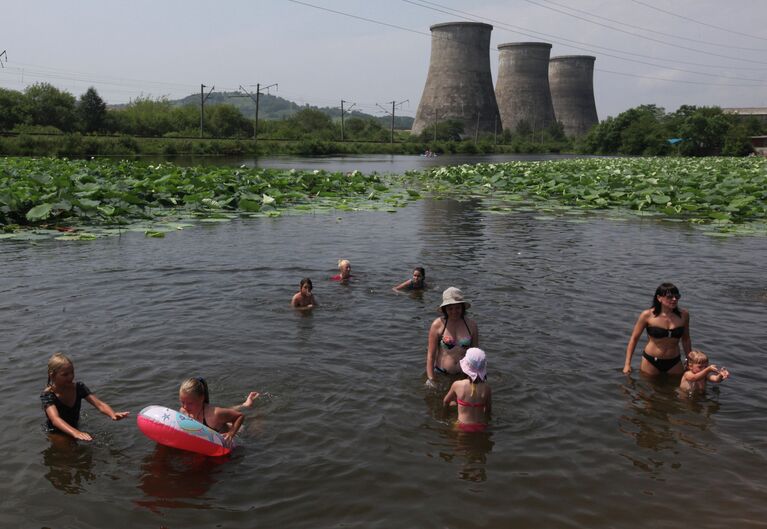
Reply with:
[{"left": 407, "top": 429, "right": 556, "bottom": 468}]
[{"left": 1, "top": 156, "right": 765, "bottom": 240}]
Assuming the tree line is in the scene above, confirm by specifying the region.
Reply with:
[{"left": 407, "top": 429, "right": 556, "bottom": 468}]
[{"left": 0, "top": 83, "right": 763, "bottom": 156}]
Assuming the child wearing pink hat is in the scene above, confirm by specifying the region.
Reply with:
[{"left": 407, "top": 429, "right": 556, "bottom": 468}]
[{"left": 443, "top": 347, "right": 492, "bottom": 432}]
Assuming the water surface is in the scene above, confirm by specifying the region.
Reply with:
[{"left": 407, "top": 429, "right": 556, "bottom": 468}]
[{"left": 1, "top": 199, "right": 765, "bottom": 528}]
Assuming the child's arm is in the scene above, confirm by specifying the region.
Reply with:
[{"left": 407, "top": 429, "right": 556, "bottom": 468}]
[
  {"left": 443, "top": 382, "right": 458, "bottom": 407},
  {"left": 85, "top": 394, "right": 130, "bottom": 421},
  {"left": 683, "top": 365, "right": 719, "bottom": 383},
  {"left": 234, "top": 391, "right": 260, "bottom": 410},
  {"left": 44, "top": 405, "right": 92, "bottom": 441},
  {"left": 708, "top": 367, "right": 729, "bottom": 383},
  {"left": 392, "top": 279, "right": 411, "bottom": 292},
  {"left": 216, "top": 407, "right": 245, "bottom": 443}
]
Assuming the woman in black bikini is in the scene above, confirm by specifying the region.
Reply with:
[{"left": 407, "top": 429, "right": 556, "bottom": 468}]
[
  {"left": 624, "top": 282, "right": 691, "bottom": 375},
  {"left": 425, "top": 287, "right": 479, "bottom": 388}
]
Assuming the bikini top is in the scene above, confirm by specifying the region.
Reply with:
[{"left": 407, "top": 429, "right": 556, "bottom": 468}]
[
  {"left": 646, "top": 325, "right": 685, "bottom": 339},
  {"left": 456, "top": 398, "right": 485, "bottom": 408},
  {"left": 440, "top": 317, "right": 472, "bottom": 349}
]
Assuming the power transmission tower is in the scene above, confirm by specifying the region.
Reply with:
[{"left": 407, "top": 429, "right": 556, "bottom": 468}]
[
  {"left": 376, "top": 99, "right": 408, "bottom": 144},
  {"left": 200, "top": 83, "right": 214, "bottom": 138},
  {"left": 232, "top": 85, "right": 260, "bottom": 139},
  {"left": 340, "top": 99, "right": 356, "bottom": 142}
]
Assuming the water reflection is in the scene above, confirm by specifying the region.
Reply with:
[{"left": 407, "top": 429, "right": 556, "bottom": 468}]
[
  {"left": 618, "top": 375, "right": 720, "bottom": 476},
  {"left": 424, "top": 387, "right": 494, "bottom": 482},
  {"left": 42, "top": 435, "right": 95, "bottom": 494},
  {"left": 135, "top": 445, "right": 227, "bottom": 511}
]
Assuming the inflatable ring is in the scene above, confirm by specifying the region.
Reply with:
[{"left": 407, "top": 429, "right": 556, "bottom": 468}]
[{"left": 137, "top": 405, "right": 235, "bottom": 456}]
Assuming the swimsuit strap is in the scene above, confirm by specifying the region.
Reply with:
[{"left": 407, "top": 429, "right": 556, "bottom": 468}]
[
  {"left": 201, "top": 403, "right": 209, "bottom": 427},
  {"left": 456, "top": 398, "right": 485, "bottom": 408},
  {"left": 440, "top": 316, "right": 472, "bottom": 345}
]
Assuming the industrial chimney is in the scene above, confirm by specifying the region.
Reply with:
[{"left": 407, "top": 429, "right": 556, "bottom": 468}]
[
  {"left": 495, "top": 42, "right": 556, "bottom": 134},
  {"left": 412, "top": 22, "right": 501, "bottom": 137},
  {"left": 548, "top": 55, "right": 598, "bottom": 137}
]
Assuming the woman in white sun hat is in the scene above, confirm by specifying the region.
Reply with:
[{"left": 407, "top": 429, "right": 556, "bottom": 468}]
[{"left": 425, "top": 287, "right": 479, "bottom": 388}]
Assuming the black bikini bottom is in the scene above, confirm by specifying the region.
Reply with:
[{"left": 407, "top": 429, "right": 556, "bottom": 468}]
[{"left": 642, "top": 351, "right": 682, "bottom": 372}]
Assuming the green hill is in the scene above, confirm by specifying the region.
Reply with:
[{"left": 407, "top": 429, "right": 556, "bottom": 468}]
[{"left": 172, "top": 91, "right": 414, "bottom": 129}]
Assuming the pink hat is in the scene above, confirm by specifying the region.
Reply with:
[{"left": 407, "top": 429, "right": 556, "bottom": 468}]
[{"left": 460, "top": 347, "right": 487, "bottom": 381}]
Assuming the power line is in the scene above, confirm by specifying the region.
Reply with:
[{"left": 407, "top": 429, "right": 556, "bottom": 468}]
[
  {"left": 534, "top": 0, "right": 767, "bottom": 52},
  {"left": 629, "top": 0, "right": 767, "bottom": 43},
  {"left": 520, "top": 0, "right": 767, "bottom": 64}
]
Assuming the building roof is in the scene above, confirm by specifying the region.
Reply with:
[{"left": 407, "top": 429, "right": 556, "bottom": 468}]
[{"left": 722, "top": 108, "right": 767, "bottom": 115}]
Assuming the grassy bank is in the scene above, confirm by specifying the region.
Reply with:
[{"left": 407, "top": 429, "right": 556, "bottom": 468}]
[{"left": 0, "top": 132, "right": 570, "bottom": 157}]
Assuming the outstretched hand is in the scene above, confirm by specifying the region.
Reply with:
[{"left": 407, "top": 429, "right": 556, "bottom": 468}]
[
  {"left": 425, "top": 378, "right": 437, "bottom": 390},
  {"left": 74, "top": 431, "right": 93, "bottom": 441},
  {"left": 242, "top": 392, "right": 260, "bottom": 408},
  {"left": 112, "top": 411, "right": 130, "bottom": 421}
]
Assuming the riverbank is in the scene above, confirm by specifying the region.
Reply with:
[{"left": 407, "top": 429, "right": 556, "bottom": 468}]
[{"left": 0, "top": 131, "right": 571, "bottom": 157}]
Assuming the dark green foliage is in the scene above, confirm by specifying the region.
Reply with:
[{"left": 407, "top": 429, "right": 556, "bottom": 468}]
[
  {"left": 22, "top": 83, "right": 78, "bottom": 132},
  {"left": 78, "top": 87, "right": 107, "bottom": 133}
]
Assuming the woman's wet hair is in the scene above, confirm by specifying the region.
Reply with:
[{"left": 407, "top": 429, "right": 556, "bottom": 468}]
[
  {"left": 414, "top": 267, "right": 425, "bottom": 279},
  {"left": 652, "top": 282, "right": 682, "bottom": 317},
  {"left": 45, "top": 352, "right": 73, "bottom": 390},
  {"left": 180, "top": 377, "right": 210, "bottom": 404},
  {"left": 300, "top": 278, "right": 313, "bottom": 290}
]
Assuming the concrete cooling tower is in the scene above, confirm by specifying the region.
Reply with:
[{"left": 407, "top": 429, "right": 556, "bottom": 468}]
[
  {"left": 412, "top": 22, "right": 501, "bottom": 137},
  {"left": 495, "top": 42, "right": 556, "bottom": 134},
  {"left": 548, "top": 55, "right": 598, "bottom": 137}
]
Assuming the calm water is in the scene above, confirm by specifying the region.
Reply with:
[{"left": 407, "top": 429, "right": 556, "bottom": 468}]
[
  {"left": 1, "top": 199, "right": 766, "bottom": 529},
  {"left": 134, "top": 153, "right": 585, "bottom": 174}
]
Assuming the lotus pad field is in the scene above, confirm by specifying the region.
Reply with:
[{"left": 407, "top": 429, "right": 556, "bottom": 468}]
[{"left": 1, "top": 156, "right": 765, "bottom": 240}]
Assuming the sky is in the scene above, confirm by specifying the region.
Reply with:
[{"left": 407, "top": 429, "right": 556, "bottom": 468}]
[{"left": 2, "top": 0, "right": 766, "bottom": 121}]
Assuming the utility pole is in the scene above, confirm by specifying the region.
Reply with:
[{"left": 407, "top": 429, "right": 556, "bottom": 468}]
[
  {"left": 200, "top": 83, "right": 214, "bottom": 138},
  {"left": 340, "top": 99, "right": 356, "bottom": 142},
  {"left": 377, "top": 99, "right": 408, "bottom": 144},
  {"left": 474, "top": 111, "right": 480, "bottom": 143},
  {"left": 0, "top": 50, "right": 7, "bottom": 68},
  {"left": 494, "top": 115, "right": 498, "bottom": 145},
  {"left": 233, "top": 85, "right": 259, "bottom": 139},
  {"left": 249, "top": 82, "right": 277, "bottom": 141}
]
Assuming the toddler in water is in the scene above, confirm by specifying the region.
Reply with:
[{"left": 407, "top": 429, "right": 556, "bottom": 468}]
[
  {"left": 291, "top": 277, "right": 318, "bottom": 310},
  {"left": 680, "top": 349, "right": 730, "bottom": 393},
  {"left": 41, "top": 353, "right": 130, "bottom": 441},
  {"left": 443, "top": 347, "right": 492, "bottom": 432},
  {"left": 178, "top": 377, "right": 259, "bottom": 444}
]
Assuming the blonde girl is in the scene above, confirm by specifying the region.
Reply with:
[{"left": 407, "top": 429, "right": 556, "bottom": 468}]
[
  {"left": 178, "top": 377, "right": 258, "bottom": 444},
  {"left": 41, "top": 353, "right": 129, "bottom": 441}
]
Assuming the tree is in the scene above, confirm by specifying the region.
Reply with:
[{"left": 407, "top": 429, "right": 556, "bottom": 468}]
[
  {"left": 0, "top": 88, "right": 26, "bottom": 131},
  {"left": 77, "top": 87, "right": 107, "bottom": 133},
  {"left": 22, "top": 83, "right": 78, "bottom": 132}
]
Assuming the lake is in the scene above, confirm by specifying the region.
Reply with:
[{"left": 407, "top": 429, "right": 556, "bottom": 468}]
[{"left": 1, "top": 197, "right": 765, "bottom": 528}]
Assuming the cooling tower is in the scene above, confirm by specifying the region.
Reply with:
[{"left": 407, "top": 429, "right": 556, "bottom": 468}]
[
  {"left": 412, "top": 22, "right": 501, "bottom": 137},
  {"left": 548, "top": 55, "right": 598, "bottom": 137},
  {"left": 495, "top": 42, "right": 556, "bottom": 133}
]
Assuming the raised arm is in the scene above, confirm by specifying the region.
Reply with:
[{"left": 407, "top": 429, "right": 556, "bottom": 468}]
[
  {"left": 708, "top": 367, "right": 729, "bottom": 384},
  {"left": 624, "top": 310, "right": 649, "bottom": 374},
  {"left": 234, "top": 391, "right": 260, "bottom": 410},
  {"left": 683, "top": 365, "right": 718, "bottom": 383},
  {"left": 85, "top": 394, "right": 129, "bottom": 421}
]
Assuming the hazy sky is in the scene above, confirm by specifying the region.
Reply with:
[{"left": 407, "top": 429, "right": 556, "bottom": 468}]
[{"left": 2, "top": 0, "right": 766, "bottom": 120}]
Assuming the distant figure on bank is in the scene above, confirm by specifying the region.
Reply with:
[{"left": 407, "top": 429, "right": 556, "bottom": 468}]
[
  {"left": 624, "top": 282, "right": 691, "bottom": 375},
  {"left": 426, "top": 287, "right": 479, "bottom": 388},
  {"left": 291, "top": 278, "right": 318, "bottom": 310},
  {"left": 393, "top": 267, "right": 426, "bottom": 292},
  {"left": 178, "top": 377, "right": 259, "bottom": 445},
  {"left": 41, "top": 352, "right": 130, "bottom": 441},
  {"left": 331, "top": 259, "right": 352, "bottom": 282},
  {"left": 680, "top": 349, "right": 730, "bottom": 393},
  {"left": 443, "top": 347, "right": 492, "bottom": 432}
]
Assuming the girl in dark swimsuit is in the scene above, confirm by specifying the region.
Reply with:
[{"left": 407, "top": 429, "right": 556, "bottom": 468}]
[
  {"left": 624, "top": 282, "right": 691, "bottom": 375},
  {"left": 179, "top": 378, "right": 259, "bottom": 444}
]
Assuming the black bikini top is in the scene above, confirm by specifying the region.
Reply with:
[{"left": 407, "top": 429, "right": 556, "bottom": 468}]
[{"left": 646, "top": 325, "right": 685, "bottom": 339}]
